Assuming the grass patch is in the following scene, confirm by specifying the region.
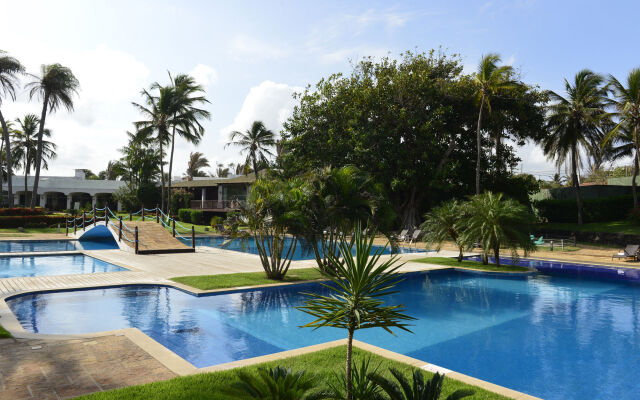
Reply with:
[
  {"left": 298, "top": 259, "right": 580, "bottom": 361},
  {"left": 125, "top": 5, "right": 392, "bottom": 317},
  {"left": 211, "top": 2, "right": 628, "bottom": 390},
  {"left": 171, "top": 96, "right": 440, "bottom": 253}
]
[
  {"left": 74, "top": 345, "right": 508, "bottom": 400},
  {"left": 0, "top": 227, "right": 60, "bottom": 234},
  {"left": 171, "top": 268, "right": 324, "bottom": 290},
  {"left": 533, "top": 245, "right": 580, "bottom": 252},
  {"left": 539, "top": 220, "right": 640, "bottom": 235},
  {"left": 414, "top": 257, "right": 530, "bottom": 272},
  {"left": 0, "top": 323, "right": 11, "bottom": 339}
]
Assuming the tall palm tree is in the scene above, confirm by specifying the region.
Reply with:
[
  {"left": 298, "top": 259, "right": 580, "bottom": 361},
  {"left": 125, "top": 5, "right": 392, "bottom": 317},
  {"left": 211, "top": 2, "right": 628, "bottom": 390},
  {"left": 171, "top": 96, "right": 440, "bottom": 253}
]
[
  {"left": 26, "top": 63, "right": 79, "bottom": 209},
  {"left": 603, "top": 68, "right": 640, "bottom": 208},
  {"left": 165, "top": 73, "right": 210, "bottom": 212},
  {"left": 226, "top": 120, "right": 275, "bottom": 176},
  {"left": 184, "top": 151, "right": 210, "bottom": 178},
  {"left": 12, "top": 114, "right": 56, "bottom": 205},
  {"left": 0, "top": 50, "right": 25, "bottom": 207},
  {"left": 473, "top": 53, "right": 518, "bottom": 194},
  {"left": 541, "top": 69, "right": 608, "bottom": 224}
]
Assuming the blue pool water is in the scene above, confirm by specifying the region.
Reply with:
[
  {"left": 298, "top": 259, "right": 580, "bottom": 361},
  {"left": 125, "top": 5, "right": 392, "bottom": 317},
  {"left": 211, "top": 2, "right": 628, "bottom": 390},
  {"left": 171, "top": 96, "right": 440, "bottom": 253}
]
[
  {"left": 0, "top": 254, "right": 127, "bottom": 278},
  {"left": 188, "top": 236, "right": 425, "bottom": 260},
  {"left": 7, "top": 270, "right": 640, "bottom": 399},
  {"left": 0, "top": 239, "right": 119, "bottom": 253}
]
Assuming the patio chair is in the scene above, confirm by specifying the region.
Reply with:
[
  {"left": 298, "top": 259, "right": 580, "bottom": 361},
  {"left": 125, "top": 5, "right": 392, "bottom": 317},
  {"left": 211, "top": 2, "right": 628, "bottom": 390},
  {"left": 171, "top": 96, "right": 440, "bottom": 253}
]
[
  {"left": 612, "top": 244, "right": 640, "bottom": 261},
  {"left": 398, "top": 229, "right": 409, "bottom": 242},
  {"left": 532, "top": 236, "right": 544, "bottom": 246},
  {"left": 409, "top": 229, "right": 422, "bottom": 244}
]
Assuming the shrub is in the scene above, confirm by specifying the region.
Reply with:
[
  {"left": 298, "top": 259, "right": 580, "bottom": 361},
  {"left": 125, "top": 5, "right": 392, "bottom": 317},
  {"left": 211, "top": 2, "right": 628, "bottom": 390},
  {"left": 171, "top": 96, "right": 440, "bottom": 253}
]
[
  {"left": 171, "top": 192, "right": 193, "bottom": 214},
  {"left": 0, "top": 215, "right": 67, "bottom": 228},
  {"left": 209, "top": 216, "right": 223, "bottom": 227},
  {"left": 178, "top": 209, "right": 191, "bottom": 223},
  {"left": 534, "top": 195, "right": 634, "bottom": 223},
  {"left": 190, "top": 210, "right": 203, "bottom": 225},
  {"left": 0, "top": 207, "right": 45, "bottom": 216}
]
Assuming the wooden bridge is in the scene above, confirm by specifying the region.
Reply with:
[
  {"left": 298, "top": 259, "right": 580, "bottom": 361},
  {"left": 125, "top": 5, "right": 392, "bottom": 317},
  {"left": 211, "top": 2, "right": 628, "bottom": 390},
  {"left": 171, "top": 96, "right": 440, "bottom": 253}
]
[{"left": 66, "top": 206, "right": 196, "bottom": 255}]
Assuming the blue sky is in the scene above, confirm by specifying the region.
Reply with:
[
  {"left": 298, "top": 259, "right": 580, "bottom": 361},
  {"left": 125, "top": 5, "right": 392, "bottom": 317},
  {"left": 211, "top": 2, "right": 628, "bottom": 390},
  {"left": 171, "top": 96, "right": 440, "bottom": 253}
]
[{"left": 2, "top": 0, "right": 638, "bottom": 179}]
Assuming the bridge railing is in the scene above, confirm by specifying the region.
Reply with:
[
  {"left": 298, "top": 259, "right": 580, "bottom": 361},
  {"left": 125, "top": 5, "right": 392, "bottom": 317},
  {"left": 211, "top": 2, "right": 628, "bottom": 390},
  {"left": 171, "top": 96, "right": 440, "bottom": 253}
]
[{"left": 66, "top": 205, "right": 195, "bottom": 254}]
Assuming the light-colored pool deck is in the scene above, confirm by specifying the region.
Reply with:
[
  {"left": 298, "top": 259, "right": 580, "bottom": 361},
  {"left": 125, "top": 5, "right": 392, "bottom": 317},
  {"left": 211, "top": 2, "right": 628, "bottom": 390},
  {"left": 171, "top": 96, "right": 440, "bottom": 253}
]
[{"left": 0, "top": 244, "right": 539, "bottom": 399}]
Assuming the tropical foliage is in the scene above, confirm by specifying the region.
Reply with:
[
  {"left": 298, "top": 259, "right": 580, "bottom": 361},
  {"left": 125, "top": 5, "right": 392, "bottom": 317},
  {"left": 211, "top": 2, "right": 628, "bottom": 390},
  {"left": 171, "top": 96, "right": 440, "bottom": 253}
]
[
  {"left": 227, "top": 120, "right": 276, "bottom": 175},
  {"left": 298, "top": 227, "right": 414, "bottom": 400},
  {"left": 224, "top": 366, "right": 328, "bottom": 400},
  {"left": 420, "top": 200, "right": 468, "bottom": 262},
  {"left": 460, "top": 192, "right": 536, "bottom": 266},
  {"left": 369, "top": 369, "right": 474, "bottom": 400},
  {"left": 184, "top": 151, "right": 210, "bottom": 178}
]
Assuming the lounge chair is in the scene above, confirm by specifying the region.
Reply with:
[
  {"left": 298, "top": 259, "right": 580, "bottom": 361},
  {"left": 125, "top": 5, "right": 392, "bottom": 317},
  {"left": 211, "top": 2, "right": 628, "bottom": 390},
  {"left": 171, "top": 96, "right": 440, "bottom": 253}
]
[
  {"left": 398, "top": 229, "right": 409, "bottom": 241},
  {"left": 409, "top": 229, "right": 422, "bottom": 244},
  {"left": 612, "top": 244, "right": 640, "bottom": 261},
  {"left": 533, "top": 236, "right": 544, "bottom": 246}
]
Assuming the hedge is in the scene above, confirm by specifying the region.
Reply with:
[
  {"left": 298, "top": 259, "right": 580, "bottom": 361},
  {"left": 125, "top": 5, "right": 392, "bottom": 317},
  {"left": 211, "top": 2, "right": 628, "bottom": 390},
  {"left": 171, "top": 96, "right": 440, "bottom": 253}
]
[
  {"left": 0, "top": 215, "right": 68, "bottom": 228},
  {"left": 178, "top": 209, "right": 191, "bottom": 223},
  {"left": 190, "top": 210, "right": 203, "bottom": 225},
  {"left": 0, "top": 207, "right": 45, "bottom": 216},
  {"left": 534, "top": 195, "right": 634, "bottom": 223}
]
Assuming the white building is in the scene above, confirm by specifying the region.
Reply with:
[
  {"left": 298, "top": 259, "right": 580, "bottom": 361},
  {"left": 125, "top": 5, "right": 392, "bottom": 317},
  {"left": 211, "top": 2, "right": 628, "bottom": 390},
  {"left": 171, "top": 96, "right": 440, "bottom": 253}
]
[{"left": 1, "top": 169, "right": 126, "bottom": 210}]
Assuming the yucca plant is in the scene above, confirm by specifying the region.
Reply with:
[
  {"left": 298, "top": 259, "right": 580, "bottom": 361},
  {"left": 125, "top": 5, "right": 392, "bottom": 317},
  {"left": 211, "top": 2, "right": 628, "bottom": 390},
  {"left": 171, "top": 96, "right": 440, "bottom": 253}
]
[
  {"left": 225, "top": 366, "right": 328, "bottom": 400},
  {"left": 369, "top": 369, "right": 474, "bottom": 400},
  {"left": 298, "top": 224, "right": 415, "bottom": 400}
]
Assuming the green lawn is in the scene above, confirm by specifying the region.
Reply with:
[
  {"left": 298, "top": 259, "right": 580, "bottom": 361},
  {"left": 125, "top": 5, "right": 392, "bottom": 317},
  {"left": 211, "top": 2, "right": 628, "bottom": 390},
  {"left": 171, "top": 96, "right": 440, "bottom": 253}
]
[
  {"left": 0, "top": 323, "right": 11, "bottom": 339},
  {"left": 114, "top": 213, "right": 217, "bottom": 235},
  {"left": 74, "top": 345, "right": 508, "bottom": 400},
  {"left": 414, "top": 257, "right": 530, "bottom": 272},
  {"left": 539, "top": 220, "right": 640, "bottom": 235},
  {"left": 171, "top": 268, "right": 324, "bottom": 290},
  {"left": 0, "top": 227, "right": 61, "bottom": 234}
]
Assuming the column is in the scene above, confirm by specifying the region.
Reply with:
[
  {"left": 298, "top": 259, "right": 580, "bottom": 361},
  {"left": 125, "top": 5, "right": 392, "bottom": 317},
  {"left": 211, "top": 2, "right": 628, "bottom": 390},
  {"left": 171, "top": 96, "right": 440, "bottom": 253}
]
[
  {"left": 91, "top": 195, "right": 97, "bottom": 208},
  {"left": 117, "top": 201, "right": 123, "bottom": 211},
  {"left": 40, "top": 194, "right": 46, "bottom": 208},
  {"left": 66, "top": 195, "right": 72, "bottom": 210},
  {"left": 217, "top": 186, "right": 223, "bottom": 208},
  {"left": 201, "top": 187, "right": 206, "bottom": 202},
  {"left": 13, "top": 194, "right": 19, "bottom": 206}
]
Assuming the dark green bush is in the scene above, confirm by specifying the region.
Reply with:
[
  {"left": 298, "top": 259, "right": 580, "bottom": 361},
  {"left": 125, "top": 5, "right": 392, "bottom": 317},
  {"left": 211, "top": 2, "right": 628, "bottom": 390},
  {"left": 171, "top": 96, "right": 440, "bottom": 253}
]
[
  {"left": 190, "top": 210, "right": 203, "bottom": 225},
  {"left": 171, "top": 192, "right": 193, "bottom": 214},
  {"left": 178, "top": 209, "right": 191, "bottom": 223},
  {"left": 534, "top": 195, "right": 634, "bottom": 223},
  {"left": 210, "top": 216, "right": 223, "bottom": 227}
]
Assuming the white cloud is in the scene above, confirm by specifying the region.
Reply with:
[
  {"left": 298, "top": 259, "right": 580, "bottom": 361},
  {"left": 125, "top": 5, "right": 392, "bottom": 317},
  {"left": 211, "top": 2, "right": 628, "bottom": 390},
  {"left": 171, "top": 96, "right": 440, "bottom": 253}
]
[
  {"left": 229, "top": 35, "right": 288, "bottom": 62},
  {"left": 189, "top": 64, "right": 218, "bottom": 87},
  {"left": 319, "top": 47, "right": 391, "bottom": 65},
  {"left": 220, "top": 80, "right": 302, "bottom": 143}
]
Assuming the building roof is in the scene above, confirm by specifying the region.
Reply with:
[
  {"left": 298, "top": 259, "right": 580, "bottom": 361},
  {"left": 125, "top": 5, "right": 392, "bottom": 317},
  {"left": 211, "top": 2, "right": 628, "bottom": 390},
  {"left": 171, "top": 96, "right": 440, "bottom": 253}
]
[
  {"left": 170, "top": 172, "right": 259, "bottom": 188},
  {"left": 2, "top": 175, "right": 126, "bottom": 194}
]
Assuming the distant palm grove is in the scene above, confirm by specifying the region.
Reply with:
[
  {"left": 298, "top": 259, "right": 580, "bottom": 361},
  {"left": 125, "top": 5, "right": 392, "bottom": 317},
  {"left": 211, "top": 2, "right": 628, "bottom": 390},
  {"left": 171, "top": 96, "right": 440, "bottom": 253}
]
[{"left": 1, "top": 48, "right": 639, "bottom": 227}]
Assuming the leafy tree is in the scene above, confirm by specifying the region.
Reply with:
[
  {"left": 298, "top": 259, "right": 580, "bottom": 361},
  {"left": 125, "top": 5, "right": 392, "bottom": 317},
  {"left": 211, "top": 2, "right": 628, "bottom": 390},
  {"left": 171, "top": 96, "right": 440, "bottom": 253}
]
[
  {"left": 0, "top": 50, "right": 25, "bottom": 207},
  {"left": 298, "top": 227, "right": 414, "bottom": 400},
  {"left": 165, "top": 73, "right": 210, "bottom": 212},
  {"left": 603, "top": 68, "right": 640, "bottom": 208},
  {"left": 225, "top": 366, "right": 328, "bottom": 400},
  {"left": 183, "top": 151, "right": 209, "bottom": 178},
  {"left": 98, "top": 160, "right": 125, "bottom": 180},
  {"left": 26, "top": 63, "right": 79, "bottom": 209},
  {"left": 608, "top": 123, "right": 638, "bottom": 201},
  {"left": 540, "top": 70, "right": 608, "bottom": 224},
  {"left": 472, "top": 53, "right": 519, "bottom": 194},
  {"left": 281, "top": 51, "right": 545, "bottom": 229},
  {"left": 369, "top": 369, "right": 474, "bottom": 400},
  {"left": 460, "top": 192, "right": 536, "bottom": 266},
  {"left": 420, "top": 200, "right": 467, "bottom": 262},
  {"left": 227, "top": 120, "right": 276, "bottom": 176},
  {"left": 12, "top": 114, "right": 56, "bottom": 205}
]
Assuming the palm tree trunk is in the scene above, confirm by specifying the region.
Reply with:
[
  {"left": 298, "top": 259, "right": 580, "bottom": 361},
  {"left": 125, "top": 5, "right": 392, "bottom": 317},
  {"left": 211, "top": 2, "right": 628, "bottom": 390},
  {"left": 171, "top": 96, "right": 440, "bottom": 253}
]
[
  {"left": 24, "top": 157, "right": 30, "bottom": 206},
  {"left": 159, "top": 140, "right": 165, "bottom": 212},
  {"left": 475, "top": 94, "right": 485, "bottom": 195},
  {"left": 167, "top": 128, "right": 176, "bottom": 213},
  {"left": 31, "top": 92, "right": 49, "bottom": 209},
  {"left": 633, "top": 125, "right": 640, "bottom": 209},
  {"left": 0, "top": 139, "right": 4, "bottom": 207},
  {"left": 346, "top": 328, "right": 354, "bottom": 400},
  {"left": 494, "top": 246, "right": 500, "bottom": 266},
  {"left": 571, "top": 146, "right": 583, "bottom": 225},
  {"left": 0, "top": 110, "right": 14, "bottom": 207},
  {"left": 252, "top": 154, "right": 258, "bottom": 178}
]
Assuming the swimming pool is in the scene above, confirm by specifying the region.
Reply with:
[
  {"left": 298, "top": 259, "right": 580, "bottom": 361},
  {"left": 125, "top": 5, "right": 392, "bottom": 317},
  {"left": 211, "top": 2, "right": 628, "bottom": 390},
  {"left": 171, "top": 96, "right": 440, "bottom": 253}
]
[
  {"left": 7, "top": 270, "right": 640, "bottom": 399},
  {"left": 0, "top": 239, "right": 119, "bottom": 253},
  {"left": 0, "top": 254, "right": 127, "bottom": 278},
  {"left": 188, "top": 236, "right": 426, "bottom": 260}
]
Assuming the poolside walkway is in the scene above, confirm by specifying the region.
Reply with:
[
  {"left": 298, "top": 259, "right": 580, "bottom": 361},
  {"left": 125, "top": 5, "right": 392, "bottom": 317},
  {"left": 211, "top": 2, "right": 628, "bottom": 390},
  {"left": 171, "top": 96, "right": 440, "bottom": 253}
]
[{"left": 0, "top": 335, "right": 175, "bottom": 399}]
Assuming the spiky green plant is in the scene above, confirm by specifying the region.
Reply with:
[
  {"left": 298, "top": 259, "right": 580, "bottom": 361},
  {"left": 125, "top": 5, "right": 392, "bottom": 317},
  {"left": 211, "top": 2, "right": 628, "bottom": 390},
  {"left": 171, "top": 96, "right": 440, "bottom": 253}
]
[
  {"left": 420, "top": 199, "right": 468, "bottom": 262},
  {"left": 224, "top": 366, "right": 328, "bottom": 400},
  {"left": 369, "top": 369, "right": 474, "bottom": 400},
  {"left": 226, "top": 120, "right": 276, "bottom": 175},
  {"left": 298, "top": 225, "right": 415, "bottom": 400},
  {"left": 460, "top": 192, "right": 536, "bottom": 266},
  {"left": 325, "top": 356, "right": 385, "bottom": 400}
]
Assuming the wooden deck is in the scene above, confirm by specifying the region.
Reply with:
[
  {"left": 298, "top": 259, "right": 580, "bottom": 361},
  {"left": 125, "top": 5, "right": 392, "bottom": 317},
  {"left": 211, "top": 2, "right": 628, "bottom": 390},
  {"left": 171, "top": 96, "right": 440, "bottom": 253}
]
[{"left": 119, "top": 221, "right": 195, "bottom": 254}]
